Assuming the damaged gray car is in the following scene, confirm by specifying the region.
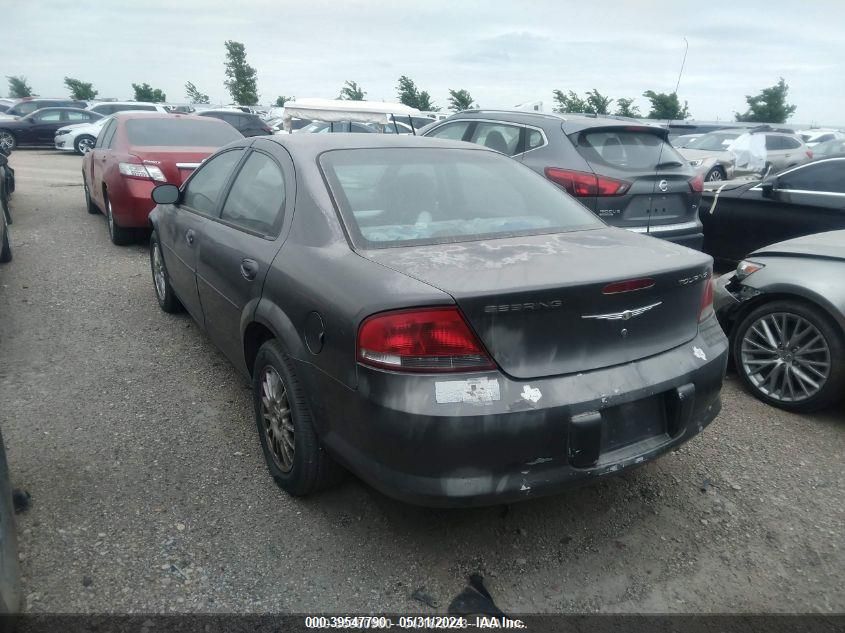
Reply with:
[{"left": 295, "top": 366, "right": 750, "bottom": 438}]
[{"left": 147, "top": 134, "right": 728, "bottom": 507}]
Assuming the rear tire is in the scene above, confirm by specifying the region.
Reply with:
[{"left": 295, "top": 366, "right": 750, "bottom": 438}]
[
  {"left": 253, "top": 339, "right": 343, "bottom": 496},
  {"left": 104, "top": 193, "right": 133, "bottom": 245},
  {"left": 705, "top": 166, "right": 724, "bottom": 182},
  {"left": 83, "top": 176, "right": 99, "bottom": 214},
  {"left": 0, "top": 132, "right": 15, "bottom": 153},
  {"left": 149, "top": 231, "right": 182, "bottom": 313},
  {"left": 0, "top": 225, "right": 11, "bottom": 263},
  {"left": 732, "top": 299, "right": 845, "bottom": 412}
]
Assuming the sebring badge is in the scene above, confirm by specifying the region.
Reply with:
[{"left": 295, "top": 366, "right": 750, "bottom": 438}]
[{"left": 582, "top": 301, "right": 662, "bottom": 321}]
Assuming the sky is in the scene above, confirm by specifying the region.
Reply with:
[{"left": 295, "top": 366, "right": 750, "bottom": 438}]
[{"left": 4, "top": 0, "right": 845, "bottom": 125}]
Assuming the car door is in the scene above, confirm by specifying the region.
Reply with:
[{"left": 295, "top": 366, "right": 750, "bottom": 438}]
[
  {"left": 30, "top": 109, "right": 66, "bottom": 144},
  {"left": 158, "top": 148, "right": 247, "bottom": 327},
  {"left": 726, "top": 160, "right": 845, "bottom": 258},
  {"left": 89, "top": 118, "right": 117, "bottom": 208},
  {"left": 195, "top": 145, "right": 291, "bottom": 369}
]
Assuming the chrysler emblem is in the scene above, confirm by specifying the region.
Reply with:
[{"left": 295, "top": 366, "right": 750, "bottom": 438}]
[
  {"left": 582, "top": 301, "right": 662, "bottom": 321},
  {"left": 658, "top": 179, "right": 669, "bottom": 192}
]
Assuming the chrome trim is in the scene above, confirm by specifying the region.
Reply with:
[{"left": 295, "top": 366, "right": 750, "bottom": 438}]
[
  {"left": 425, "top": 118, "right": 549, "bottom": 156},
  {"left": 176, "top": 163, "right": 201, "bottom": 169},
  {"left": 625, "top": 220, "right": 701, "bottom": 234},
  {"left": 582, "top": 302, "right": 662, "bottom": 321}
]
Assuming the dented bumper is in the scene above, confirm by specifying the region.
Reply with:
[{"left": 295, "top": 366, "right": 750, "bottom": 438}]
[{"left": 305, "top": 317, "right": 728, "bottom": 507}]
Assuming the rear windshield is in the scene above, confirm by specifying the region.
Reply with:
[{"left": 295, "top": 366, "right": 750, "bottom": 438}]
[
  {"left": 571, "top": 129, "right": 687, "bottom": 171},
  {"left": 684, "top": 132, "right": 741, "bottom": 151},
  {"left": 320, "top": 147, "right": 601, "bottom": 248},
  {"left": 125, "top": 118, "right": 242, "bottom": 146}
]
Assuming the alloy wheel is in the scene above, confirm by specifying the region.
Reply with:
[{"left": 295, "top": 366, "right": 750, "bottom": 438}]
[
  {"left": 77, "top": 137, "right": 94, "bottom": 154},
  {"left": 260, "top": 366, "right": 295, "bottom": 472},
  {"left": 706, "top": 169, "right": 723, "bottom": 182},
  {"left": 152, "top": 242, "right": 167, "bottom": 301},
  {"left": 740, "top": 311, "right": 831, "bottom": 402}
]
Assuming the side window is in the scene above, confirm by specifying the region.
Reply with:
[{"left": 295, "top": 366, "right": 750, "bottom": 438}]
[
  {"left": 66, "top": 111, "right": 91, "bottom": 122},
  {"left": 783, "top": 137, "right": 802, "bottom": 150},
  {"left": 17, "top": 102, "right": 39, "bottom": 116},
  {"left": 33, "top": 110, "right": 63, "bottom": 123},
  {"left": 220, "top": 152, "right": 286, "bottom": 235},
  {"left": 816, "top": 134, "right": 834, "bottom": 144},
  {"left": 95, "top": 120, "right": 115, "bottom": 148},
  {"left": 525, "top": 129, "right": 545, "bottom": 151},
  {"left": 96, "top": 105, "right": 115, "bottom": 115},
  {"left": 103, "top": 122, "right": 119, "bottom": 149},
  {"left": 469, "top": 122, "right": 522, "bottom": 155},
  {"left": 765, "top": 135, "right": 784, "bottom": 151},
  {"left": 182, "top": 149, "right": 244, "bottom": 215},
  {"left": 427, "top": 121, "right": 470, "bottom": 141},
  {"left": 778, "top": 161, "right": 845, "bottom": 194}
]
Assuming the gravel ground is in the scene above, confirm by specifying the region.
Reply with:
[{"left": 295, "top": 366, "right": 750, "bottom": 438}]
[{"left": 0, "top": 150, "right": 842, "bottom": 615}]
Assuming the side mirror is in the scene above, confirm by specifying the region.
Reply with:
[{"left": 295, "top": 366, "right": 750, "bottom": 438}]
[
  {"left": 151, "top": 184, "right": 180, "bottom": 205},
  {"left": 760, "top": 180, "right": 776, "bottom": 199}
]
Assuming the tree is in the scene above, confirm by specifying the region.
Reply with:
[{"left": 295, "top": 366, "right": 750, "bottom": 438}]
[
  {"left": 735, "top": 77, "right": 796, "bottom": 123},
  {"left": 585, "top": 89, "right": 612, "bottom": 115},
  {"left": 184, "top": 81, "right": 210, "bottom": 105},
  {"left": 274, "top": 95, "right": 292, "bottom": 107},
  {"left": 223, "top": 40, "right": 259, "bottom": 105},
  {"left": 395, "top": 75, "right": 438, "bottom": 111},
  {"left": 7, "top": 76, "right": 33, "bottom": 98},
  {"left": 339, "top": 81, "right": 365, "bottom": 101},
  {"left": 552, "top": 90, "right": 587, "bottom": 113},
  {"left": 642, "top": 90, "right": 689, "bottom": 120},
  {"left": 132, "top": 83, "right": 166, "bottom": 103},
  {"left": 448, "top": 89, "right": 474, "bottom": 111},
  {"left": 614, "top": 97, "right": 641, "bottom": 118},
  {"left": 64, "top": 77, "right": 97, "bottom": 100}
]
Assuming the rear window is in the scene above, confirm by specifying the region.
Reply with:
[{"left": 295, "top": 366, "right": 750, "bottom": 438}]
[
  {"left": 320, "top": 147, "right": 601, "bottom": 248},
  {"left": 125, "top": 118, "right": 242, "bottom": 146},
  {"left": 684, "top": 132, "right": 741, "bottom": 151},
  {"left": 571, "top": 129, "right": 687, "bottom": 171}
]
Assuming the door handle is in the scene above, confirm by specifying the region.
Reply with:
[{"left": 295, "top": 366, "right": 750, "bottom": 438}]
[
  {"left": 240, "top": 258, "right": 258, "bottom": 281},
  {"left": 185, "top": 229, "right": 195, "bottom": 245}
]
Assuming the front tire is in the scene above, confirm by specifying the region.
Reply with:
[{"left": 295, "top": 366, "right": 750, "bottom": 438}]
[
  {"left": 149, "top": 231, "right": 182, "bottom": 313},
  {"left": 733, "top": 300, "right": 845, "bottom": 412},
  {"left": 74, "top": 135, "right": 95, "bottom": 155},
  {"left": 104, "top": 193, "right": 133, "bottom": 245},
  {"left": 253, "top": 339, "right": 343, "bottom": 496},
  {"left": 0, "top": 225, "right": 11, "bottom": 263},
  {"left": 705, "top": 166, "right": 724, "bottom": 182}
]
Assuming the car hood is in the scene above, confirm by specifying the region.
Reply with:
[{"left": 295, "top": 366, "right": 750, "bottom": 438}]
[{"left": 752, "top": 230, "right": 845, "bottom": 261}]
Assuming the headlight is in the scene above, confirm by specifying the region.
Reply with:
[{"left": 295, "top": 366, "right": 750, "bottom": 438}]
[
  {"left": 736, "top": 260, "right": 765, "bottom": 280},
  {"left": 689, "top": 159, "right": 703, "bottom": 167},
  {"left": 55, "top": 130, "right": 70, "bottom": 136}
]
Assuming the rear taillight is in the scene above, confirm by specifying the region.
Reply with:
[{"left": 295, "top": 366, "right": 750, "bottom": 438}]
[
  {"left": 806, "top": 149, "right": 813, "bottom": 159},
  {"left": 357, "top": 307, "right": 495, "bottom": 372},
  {"left": 118, "top": 162, "right": 166, "bottom": 182},
  {"left": 689, "top": 174, "right": 704, "bottom": 193},
  {"left": 544, "top": 168, "right": 630, "bottom": 197},
  {"left": 698, "top": 274, "right": 715, "bottom": 323}
]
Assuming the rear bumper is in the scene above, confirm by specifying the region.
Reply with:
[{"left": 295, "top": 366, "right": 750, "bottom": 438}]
[
  {"left": 307, "top": 317, "right": 728, "bottom": 507},
  {"left": 109, "top": 178, "right": 156, "bottom": 227}
]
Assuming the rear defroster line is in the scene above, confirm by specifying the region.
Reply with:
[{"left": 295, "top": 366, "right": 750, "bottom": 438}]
[{"left": 647, "top": 36, "right": 689, "bottom": 236}]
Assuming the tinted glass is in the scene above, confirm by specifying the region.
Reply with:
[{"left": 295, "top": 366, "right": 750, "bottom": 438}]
[
  {"left": 427, "top": 121, "right": 470, "bottom": 141},
  {"left": 321, "top": 148, "right": 601, "bottom": 248},
  {"left": 765, "top": 135, "right": 784, "bottom": 150},
  {"left": 15, "top": 102, "right": 40, "bottom": 116},
  {"left": 33, "top": 110, "right": 62, "bottom": 122},
  {"left": 66, "top": 111, "right": 93, "bottom": 122},
  {"left": 221, "top": 152, "right": 285, "bottom": 234},
  {"left": 469, "top": 122, "right": 521, "bottom": 155},
  {"left": 125, "top": 118, "right": 242, "bottom": 146},
  {"left": 526, "top": 129, "right": 544, "bottom": 151},
  {"left": 782, "top": 137, "right": 802, "bottom": 149},
  {"left": 95, "top": 119, "right": 116, "bottom": 148},
  {"left": 572, "top": 130, "right": 687, "bottom": 171},
  {"left": 778, "top": 160, "right": 845, "bottom": 193},
  {"left": 182, "top": 149, "right": 243, "bottom": 215}
]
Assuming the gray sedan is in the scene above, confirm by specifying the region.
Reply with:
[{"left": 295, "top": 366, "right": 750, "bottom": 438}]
[
  {"left": 715, "top": 230, "right": 845, "bottom": 412},
  {"left": 146, "top": 134, "right": 727, "bottom": 507}
]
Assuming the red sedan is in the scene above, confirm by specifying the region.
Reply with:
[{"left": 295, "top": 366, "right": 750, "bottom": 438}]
[{"left": 82, "top": 113, "right": 242, "bottom": 244}]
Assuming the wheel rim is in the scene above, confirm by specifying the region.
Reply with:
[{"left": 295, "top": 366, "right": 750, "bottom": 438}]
[
  {"left": 152, "top": 242, "right": 167, "bottom": 301},
  {"left": 740, "top": 311, "right": 831, "bottom": 402},
  {"left": 0, "top": 133, "right": 12, "bottom": 151},
  {"left": 260, "top": 366, "right": 295, "bottom": 473},
  {"left": 78, "top": 137, "right": 94, "bottom": 154},
  {"left": 706, "top": 169, "right": 723, "bottom": 181}
]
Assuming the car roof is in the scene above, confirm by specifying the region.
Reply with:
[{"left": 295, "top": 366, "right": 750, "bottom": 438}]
[
  {"left": 28, "top": 107, "right": 94, "bottom": 114},
  {"left": 90, "top": 101, "right": 161, "bottom": 106},
  {"left": 434, "top": 109, "right": 668, "bottom": 136},
  {"left": 199, "top": 109, "right": 253, "bottom": 115},
  {"left": 111, "top": 112, "right": 221, "bottom": 122}
]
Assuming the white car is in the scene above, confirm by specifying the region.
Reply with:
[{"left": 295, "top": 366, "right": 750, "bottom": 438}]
[
  {"left": 796, "top": 128, "right": 845, "bottom": 148},
  {"left": 86, "top": 101, "right": 168, "bottom": 116},
  {"left": 54, "top": 116, "right": 109, "bottom": 155}
]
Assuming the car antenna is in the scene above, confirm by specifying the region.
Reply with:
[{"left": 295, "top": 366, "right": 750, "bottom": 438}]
[{"left": 647, "top": 36, "right": 689, "bottom": 236}]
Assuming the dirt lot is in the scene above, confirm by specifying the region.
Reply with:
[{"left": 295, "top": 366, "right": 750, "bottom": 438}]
[{"left": 0, "top": 149, "right": 842, "bottom": 614}]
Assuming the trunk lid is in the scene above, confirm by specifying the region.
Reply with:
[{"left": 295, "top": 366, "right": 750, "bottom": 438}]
[
  {"left": 128, "top": 147, "right": 214, "bottom": 185},
  {"left": 362, "top": 227, "right": 713, "bottom": 379}
]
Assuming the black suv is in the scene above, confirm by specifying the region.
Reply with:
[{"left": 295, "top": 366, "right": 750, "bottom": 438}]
[
  {"left": 423, "top": 110, "right": 704, "bottom": 249},
  {"left": 197, "top": 110, "right": 272, "bottom": 137}
]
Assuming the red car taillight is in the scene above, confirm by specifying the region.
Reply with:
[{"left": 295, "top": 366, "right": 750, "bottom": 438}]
[
  {"left": 118, "top": 162, "right": 166, "bottom": 182},
  {"left": 698, "top": 274, "right": 715, "bottom": 323},
  {"left": 689, "top": 174, "right": 704, "bottom": 193},
  {"left": 357, "top": 307, "right": 495, "bottom": 372},
  {"left": 544, "top": 168, "right": 630, "bottom": 197}
]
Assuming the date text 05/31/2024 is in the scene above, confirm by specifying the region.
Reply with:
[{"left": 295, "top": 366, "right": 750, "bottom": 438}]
[{"left": 304, "top": 616, "right": 528, "bottom": 629}]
